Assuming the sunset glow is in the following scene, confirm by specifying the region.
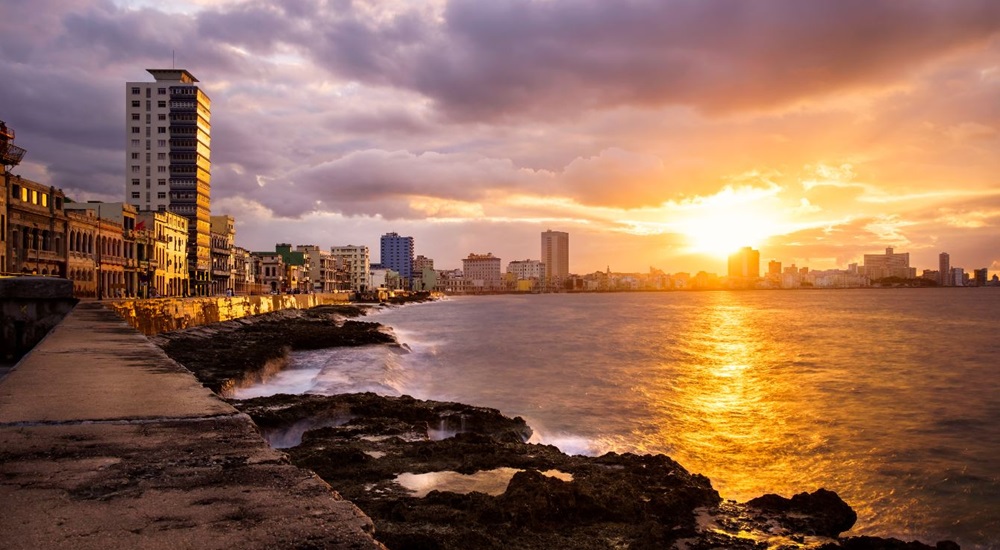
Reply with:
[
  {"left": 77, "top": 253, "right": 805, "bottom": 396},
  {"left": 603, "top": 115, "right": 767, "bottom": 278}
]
[{"left": 1, "top": 0, "right": 997, "bottom": 276}]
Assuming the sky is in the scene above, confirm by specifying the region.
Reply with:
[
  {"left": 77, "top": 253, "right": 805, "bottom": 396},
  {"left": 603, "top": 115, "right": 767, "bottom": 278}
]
[{"left": 1, "top": 0, "right": 998, "bottom": 275}]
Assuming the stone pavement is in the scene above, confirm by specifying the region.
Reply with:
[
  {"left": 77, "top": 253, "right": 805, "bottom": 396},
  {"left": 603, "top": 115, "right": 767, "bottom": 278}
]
[{"left": 0, "top": 302, "right": 384, "bottom": 549}]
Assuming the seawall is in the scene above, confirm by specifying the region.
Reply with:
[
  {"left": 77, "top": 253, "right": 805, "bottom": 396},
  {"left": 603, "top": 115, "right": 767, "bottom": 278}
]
[
  {"left": 106, "top": 292, "right": 353, "bottom": 335},
  {"left": 0, "top": 301, "right": 384, "bottom": 549}
]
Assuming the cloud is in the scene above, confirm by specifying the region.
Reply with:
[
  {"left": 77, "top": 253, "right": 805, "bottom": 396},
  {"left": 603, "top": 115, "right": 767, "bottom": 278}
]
[{"left": 306, "top": 0, "right": 1000, "bottom": 120}]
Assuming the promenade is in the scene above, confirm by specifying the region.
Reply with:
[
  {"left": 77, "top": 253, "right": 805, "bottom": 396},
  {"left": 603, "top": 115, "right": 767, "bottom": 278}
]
[{"left": 0, "top": 302, "right": 383, "bottom": 549}]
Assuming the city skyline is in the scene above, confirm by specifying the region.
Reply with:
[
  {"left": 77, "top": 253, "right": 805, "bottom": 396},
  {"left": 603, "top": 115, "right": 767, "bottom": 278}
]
[{"left": 1, "top": 1, "right": 998, "bottom": 276}]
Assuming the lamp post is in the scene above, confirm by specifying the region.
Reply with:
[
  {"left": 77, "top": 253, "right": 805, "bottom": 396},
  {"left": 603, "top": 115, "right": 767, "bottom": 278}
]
[
  {"left": 97, "top": 204, "right": 103, "bottom": 300},
  {"left": 1, "top": 120, "right": 27, "bottom": 275}
]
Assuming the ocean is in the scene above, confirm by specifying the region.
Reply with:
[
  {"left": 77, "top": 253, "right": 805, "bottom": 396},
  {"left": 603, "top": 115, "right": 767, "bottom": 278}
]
[{"left": 234, "top": 289, "right": 1000, "bottom": 548}]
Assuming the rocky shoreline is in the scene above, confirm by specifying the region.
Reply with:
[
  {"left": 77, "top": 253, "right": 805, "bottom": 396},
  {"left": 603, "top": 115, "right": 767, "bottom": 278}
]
[{"left": 153, "top": 305, "right": 959, "bottom": 550}]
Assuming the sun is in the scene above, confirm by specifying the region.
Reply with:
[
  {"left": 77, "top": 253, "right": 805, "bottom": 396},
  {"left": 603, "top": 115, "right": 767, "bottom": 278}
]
[{"left": 675, "top": 201, "right": 786, "bottom": 259}]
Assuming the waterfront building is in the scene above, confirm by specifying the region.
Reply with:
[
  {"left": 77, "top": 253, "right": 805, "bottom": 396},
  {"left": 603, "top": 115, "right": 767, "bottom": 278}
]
[
  {"left": 209, "top": 215, "right": 234, "bottom": 295},
  {"left": 231, "top": 246, "right": 259, "bottom": 295},
  {"left": 65, "top": 202, "right": 140, "bottom": 297},
  {"left": 411, "top": 254, "right": 434, "bottom": 290},
  {"left": 379, "top": 232, "right": 414, "bottom": 289},
  {"left": 1, "top": 120, "right": 27, "bottom": 273},
  {"left": 462, "top": 253, "right": 502, "bottom": 293},
  {"left": 137, "top": 210, "right": 188, "bottom": 297},
  {"left": 331, "top": 245, "right": 371, "bottom": 293},
  {"left": 5, "top": 174, "right": 68, "bottom": 277},
  {"left": 861, "top": 247, "right": 916, "bottom": 281},
  {"left": 254, "top": 251, "right": 285, "bottom": 293},
  {"left": 951, "top": 267, "right": 966, "bottom": 287},
  {"left": 297, "top": 244, "right": 337, "bottom": 293},
  {"left": 939, "top": 252, "right": 951, "bottom": 286},
  {"left": 273, "top": 243, "right": 308, "bottom": 292},
  {"left": 65, "top": 209, "right": 99, "bottom": 297},
  {"left": 507, "top": 259, "right": 545, "bottom": 292},
  {"left": 973, "top": 268, "right": 988, "bottom": 287},
  {"left": 371, "top": 265, "right": 403, "bottom": 291},
  {"left": 126, "top": 69, "right": 212, "bottom": 295},
  {"left": 727, "top": 247, "right": 760, "bottom": 286},
  {"left": 541, "top": 230, "right": 569, "bottom": 290}
]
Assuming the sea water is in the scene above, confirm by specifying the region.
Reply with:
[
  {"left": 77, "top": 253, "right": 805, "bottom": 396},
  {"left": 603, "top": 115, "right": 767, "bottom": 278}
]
[{"left": 236, "top": 289, "right": 1000, "bottom": 549}]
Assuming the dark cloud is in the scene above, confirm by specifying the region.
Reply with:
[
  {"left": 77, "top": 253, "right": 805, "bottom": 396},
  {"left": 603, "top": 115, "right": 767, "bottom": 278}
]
[{"left": 292, "top": 0, "right": 1000, "bottom": 120}]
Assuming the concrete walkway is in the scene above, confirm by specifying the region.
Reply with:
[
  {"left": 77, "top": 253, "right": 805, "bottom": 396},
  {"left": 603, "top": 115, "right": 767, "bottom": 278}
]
[{"left": 0, "top": 302, "right": 384, "bottom": 549}]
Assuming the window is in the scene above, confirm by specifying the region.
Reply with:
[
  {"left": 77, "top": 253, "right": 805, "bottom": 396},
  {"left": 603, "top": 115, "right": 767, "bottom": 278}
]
[
  {"left": 131, "top": 192, "right": 140, "bottom": 199},
  {"left": 20, "top": 187, "right": 28, "bottom": 201},
  {"left": 31, "top": 190, "right": 38, "bottom": 204},
  {"left": 131, "top": 113, "right": 140, "bottom": 120},
  {"left": 157, "top": 153, "right": 166, "bottom": 160},
  {"left": 158, "top": 114, "right": 166, "bottom": 120},
  {"left": 157, "top": 139, "right": 166, "bottom": 147},
  {"left": 131, "top": 139, "right": 140, "bottom": 147},
  {"left": 131, "top": 87, "right": 141, "bottom": 95},
  {"left": 41, "top": 194, "right": 48, "bottom": 207},
  {"left": 131, "top": 100, "right": 141, "bottom": 107},
  {"left": 157, "top": 192, "right": 166, "bottom": 199},
  {"left": 158, "top": 205, "right": 166, "bottom": 212},
  {"left": 157, "top": 166, "right": 166, "bottom": 173},
  {"left": 131, "top": 127, "right": 140, "bottom": 133},
  {"left": 131, "top": 165, "right": 140, "bottom": 173},
  {"left": 158, "top": 88, "right": 166, "bottom": 95},
  {"left": 131, "top": 152, "right": 139, "bottom": 160},
  {"left": 158, "top": 179, "right": 166, "bottom": 185},
  {"left": 132, "top": 179, "right": 140, "bottom": 186},
  {"left": 158, "top": 101, "right": 166, "bottom": 108},
  {"left": 157, "top": 127, "right": 166, "bottom": 134}
]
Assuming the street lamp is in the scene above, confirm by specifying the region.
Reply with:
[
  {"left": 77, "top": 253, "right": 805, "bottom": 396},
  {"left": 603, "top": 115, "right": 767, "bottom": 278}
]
[{"left": 97, "top": 204, "right": 103, "bottom": 300}]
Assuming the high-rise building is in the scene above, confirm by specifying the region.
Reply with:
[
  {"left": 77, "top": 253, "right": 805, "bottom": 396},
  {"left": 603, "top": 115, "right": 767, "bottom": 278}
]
[
  {"left": 860, "top": 247, "right": 916, "bottom": 281},
  {"left": 728, "top": 247, "right": 760, "bottom": 279},
  {"left": 126, "top": 69, "right": 212, "bottom": 295},
  {"left": 380, "top": 232, "right": 414, "bottom": 288},
  {"left": 939, "top": 252, "right": 951, "bottom": 286},
  {"left": 541, "top": 230, "right": 569, "bottom": 288}
]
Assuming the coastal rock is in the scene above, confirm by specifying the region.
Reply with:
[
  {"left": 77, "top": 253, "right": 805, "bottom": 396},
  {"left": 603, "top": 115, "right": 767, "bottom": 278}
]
[
  {"left": 746, "top": 488, "right": 857, "bottom": 537},
  {"left": 151, "top": 305, "right": 393, "bottom": 394}
]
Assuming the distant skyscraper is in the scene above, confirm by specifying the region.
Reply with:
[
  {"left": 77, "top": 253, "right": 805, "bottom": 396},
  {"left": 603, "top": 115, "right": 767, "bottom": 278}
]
[
  {"left": 380, "top": 232, "right": 414, "bottom": 286},
  {"left": 728, "top": 247, "right": 761, "bottom": 279},
  {"left": 939, "top": 252, "right": 951, "bottom": 286},
  {"left": 541, "top": 230, "right": 569, "bottom": 287},
  {"left": 126, "top": 69, "right": 212, "bottom": 295}
]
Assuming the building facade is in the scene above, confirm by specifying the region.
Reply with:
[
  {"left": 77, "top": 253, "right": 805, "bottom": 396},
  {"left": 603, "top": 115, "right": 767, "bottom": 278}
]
[
  {"left": 331, "top": 245, "right": 370, "bottom": 293},
  {"left": 380, "top": 232, "right": 414, "bottom": 288},
  {"left": 861, "top": 247, "right": 916, "bottom": 281},
  {"left": 541, "top": 230, "right": 569, "bottom": 289},
  {"left": 728, "top": 246, "right": 761, "bottom": 282},
  {"left": 210, "top": 215, "right": 234, "bottom": 295},
  {"left": 6, "top": 174, "right": 68, "bottom": 277},
  {"left": 137, "top": 210, "right": 188, "bottom": 297},
  {"left": 297, "top": 244, "right": 337, "bottom": 293},
  {"left": 939, "top": 252, "right": 951, "bottom": 286},
  {"left": 462, "top": 253, "right": 502, "bottom": 293},
  {"left": 126, "top": 69, "right": 212, "bottom": 295},
  {"left": 65, "top": 209, "right": 99, "bottom": 297}
]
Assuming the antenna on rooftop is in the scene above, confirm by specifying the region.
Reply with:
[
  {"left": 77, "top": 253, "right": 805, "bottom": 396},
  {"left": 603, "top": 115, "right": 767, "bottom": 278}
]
[{"left": 172, "top": 50, "right": 175, "bottom": 68}]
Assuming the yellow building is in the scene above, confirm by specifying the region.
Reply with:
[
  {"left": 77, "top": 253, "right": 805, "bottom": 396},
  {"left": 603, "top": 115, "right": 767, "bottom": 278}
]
[{"left": 137, "top": 210, "right": 188, "bottom": 297}]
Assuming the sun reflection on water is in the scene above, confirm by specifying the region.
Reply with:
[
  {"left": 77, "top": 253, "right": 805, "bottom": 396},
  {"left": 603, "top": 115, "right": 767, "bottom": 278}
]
[{"left": 636, "top": 293, "right": 804, "bottom": 502}]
